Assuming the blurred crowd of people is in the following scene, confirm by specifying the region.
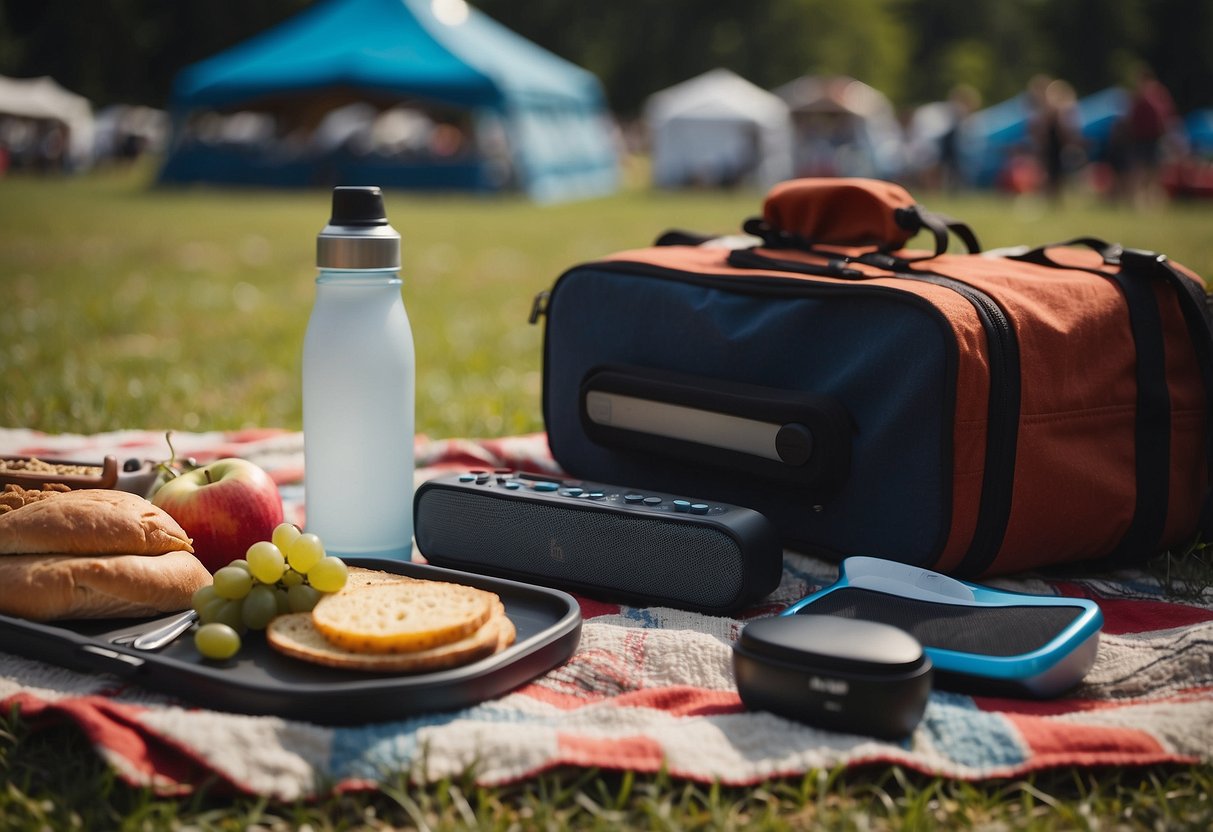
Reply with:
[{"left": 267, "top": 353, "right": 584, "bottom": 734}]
[{"left": 963, "top": 64, "right": 1198, "bottom": 206}]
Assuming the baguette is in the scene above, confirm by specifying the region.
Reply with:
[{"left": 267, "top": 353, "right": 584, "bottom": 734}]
[
  {"left": 0, "top": 550, "right": 212, "bottom": 620},
  {"left": 0, "top": 488, "right": 193, "bottom": 555}
]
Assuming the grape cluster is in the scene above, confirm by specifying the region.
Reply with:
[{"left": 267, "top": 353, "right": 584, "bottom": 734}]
[{"left": 192, "top": 523, "right": 349, "bottom": 660}]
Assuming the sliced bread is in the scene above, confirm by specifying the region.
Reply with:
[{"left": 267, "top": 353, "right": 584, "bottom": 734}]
[
  {"left": 311, "top": 580, "right": 496, "bottom": 653},
  {"left": 266, "top": 601, "right": 514, "bottom": 672}
]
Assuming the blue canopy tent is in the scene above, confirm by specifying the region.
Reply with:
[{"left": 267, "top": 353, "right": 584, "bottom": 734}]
[
  {"left": 959, "top": 87, "right": 1128, "bottom": 188},
  {"left": 158, "top": 0, "right": 618, "bottom": 201},
  {"left": 1187, "top": 110, "right": 1213, "bottom": 157}
]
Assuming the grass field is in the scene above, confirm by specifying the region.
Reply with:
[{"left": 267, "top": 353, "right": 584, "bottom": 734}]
[
  {"left": 4, "top": 163, "right": 1212, "bottom": 439},
  {"left": 2, "top": 164, "right": 1212, "bottom": 829}
]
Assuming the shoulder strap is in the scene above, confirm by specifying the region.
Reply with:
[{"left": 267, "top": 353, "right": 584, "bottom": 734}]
[{"left": 1012, "top": 240, "right": 1213, "bottom": 549}]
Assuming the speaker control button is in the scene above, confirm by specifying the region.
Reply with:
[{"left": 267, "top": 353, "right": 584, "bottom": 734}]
[
  {"left": 560, "top": 488, "right": 584, "bottom": 497},
  {"left": 643, "top": 496, "right": 663, "bottom": 506},
  {"left": 690, "top": 504, "right": 710, "bottom": 514},
  {"left": 459, "top": 474, "right": 476, "bottom": 482},
  {"left": 503, "top": 481, "right": 522, "bottom": 490},
  {"left": 532, "top": 481, "right": 560, "bottom": 492},
  {"left": 624, "top": 494, "right": 644, "bottom": 503},
  {"left": 673, "top": 500, "right": 691, "bottom": 512},
  {"left": 587, "top": 491, "right": 605, "bottom": 499}
]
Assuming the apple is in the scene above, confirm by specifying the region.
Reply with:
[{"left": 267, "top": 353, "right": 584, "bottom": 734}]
[{"left": 151, "top": 458, "right": 284, "bottom": 573}]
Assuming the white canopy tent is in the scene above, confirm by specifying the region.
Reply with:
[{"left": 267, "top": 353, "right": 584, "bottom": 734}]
[
  {"left": 644, "top": 68, "right": 793, "bottom": 189},
  {"left": 774, "top": 75, "right": 905, "bottom": 180},
  {"left": 0, "top": 75, "right": 94, "bottom": 169}
]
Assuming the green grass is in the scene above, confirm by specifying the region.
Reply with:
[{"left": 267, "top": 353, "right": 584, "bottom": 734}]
[
  {"left": 2, "top": 165, "right": 1212, "bottom": 827},
  {"left": 4, "top": 163, "right": 1211, "bottom": 438}
]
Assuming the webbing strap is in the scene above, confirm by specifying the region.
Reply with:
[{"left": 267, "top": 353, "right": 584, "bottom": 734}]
[{"left": 1012, "top": 240, "right": 1213, "bottom": 550}]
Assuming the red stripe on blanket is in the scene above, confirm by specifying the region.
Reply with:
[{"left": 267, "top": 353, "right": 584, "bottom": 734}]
[
  {"left": 975, "top": 685, "right": 1213, "bottom": 717},
  {"left": 556, "top": 733, "right": 665, "bottom": 771},
  {"left": 1006, "top": 712, "right": 1167, "bottom": 762},
  {"left": 3, "top": 692, "right": 228, "bottom": 795},
  {"left": 606, "top": 686, "right": 742, "bottom": 717},
  {"left": 575, "top": 596, "right": 623, "bottom": 619},
  {"left": 1053, "top": 584, "right": 1213, "bottom": 635}
]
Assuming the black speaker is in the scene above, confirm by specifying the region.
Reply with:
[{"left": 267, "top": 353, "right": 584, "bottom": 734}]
[{"left": 414, "top": 471, "right": 783, "bottom": 614}]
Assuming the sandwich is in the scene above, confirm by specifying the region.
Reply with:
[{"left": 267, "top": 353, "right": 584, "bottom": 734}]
[{"left": 0, "top": 484, "right": 212, "bottom": 621}]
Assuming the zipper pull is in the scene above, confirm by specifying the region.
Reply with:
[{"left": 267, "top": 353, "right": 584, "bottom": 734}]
[{"left": 528, "top": 290, "right": 550, "bottom": 324}]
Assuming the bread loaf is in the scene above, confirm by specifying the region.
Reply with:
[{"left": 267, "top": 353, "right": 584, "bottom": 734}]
[
  {"left": 0, "top": 488, "right": 193, "bottom": 555},
  {"left": 0, "top": 550, "right": 212, "bottom": 620},
  {"left": 0, "top": 485, "right": 206, "bottom": 620}
]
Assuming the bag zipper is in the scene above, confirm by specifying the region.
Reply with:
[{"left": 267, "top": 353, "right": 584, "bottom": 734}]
[
  {"left": 892, "top": 266, "right": 1020, "bottom": 576},
  {"left": 771, "top": 248, "right": 1021, "bottom": 575}
]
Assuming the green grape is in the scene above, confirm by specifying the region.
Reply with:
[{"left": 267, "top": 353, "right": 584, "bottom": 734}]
[
  {"left": 195, "top": 623, "right": 241, "bottom": 660},
  {"left": 280, "top": 568, "right": 305, "bottom": 588},
  {"left": 213, "top": 566, "right": 253, "bottom": 599},
  {"left": 287, "top": 583, "right": 321, "bottom": 613},
  {"left": 191, "top": 584, "right": 218, "bottom": 613},
  {"left": 241, "top": 585, "right": 278, "bottom": 630},
  {"left": 271, "top": 522, "right": 302, "bottom": 552},
  {"left": 308, "top": 556, "right": 348, "bottom": 593},
  {"left": 227, "top": 559, "right": 250, "bottom": 572},
  {"left": 274, "top": 588, "right": 291, "bottom": 616},
  {"left": 198, "top": 596, "right": 228, "bottom": 625},
  {"left": 286, "top": 533, "right": 326, "bottom": 574},
  {"left": 246, "top": 541, "right": 286, "bottom": 584},
  {"left": 213, "top": 599, "right": 247, "bottom": 633}
]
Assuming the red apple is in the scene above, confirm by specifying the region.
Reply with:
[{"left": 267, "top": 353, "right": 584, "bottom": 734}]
[{"left": 151, "top": 457, "right": 284, "bottom": 573}]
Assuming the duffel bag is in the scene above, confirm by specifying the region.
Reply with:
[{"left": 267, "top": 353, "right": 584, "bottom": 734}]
[{"left": 531, "top": 178, "right": 1213, "bottom": 576}]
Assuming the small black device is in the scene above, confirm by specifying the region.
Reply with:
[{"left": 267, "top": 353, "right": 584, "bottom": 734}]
[
  {"left": 414, "top": 470, "right": 783, "bottom": 614},
  {"left": 781, "top": 556, "right": 1103, "bottom": 697},
  {"left": 732, "top": 615, "right": 933, "bottom": 739}
]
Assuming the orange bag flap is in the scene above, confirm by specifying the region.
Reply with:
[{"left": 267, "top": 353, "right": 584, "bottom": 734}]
[{"left": 761, "top": 178, "right": 918, "bottom": 248}]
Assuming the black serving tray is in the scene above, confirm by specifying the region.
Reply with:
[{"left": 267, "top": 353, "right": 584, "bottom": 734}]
[{"left": 0, "top": 559, "right": 582, "bottom": 725}]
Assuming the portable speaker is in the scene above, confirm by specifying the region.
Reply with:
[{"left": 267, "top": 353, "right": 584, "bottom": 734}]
[{"left": 414, "top": 471, "right": 783, "bottom": 614}]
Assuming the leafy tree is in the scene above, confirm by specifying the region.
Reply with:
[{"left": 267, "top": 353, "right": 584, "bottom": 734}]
[{"left": 0, "top": 0, "right": 1209, "bottom": 114}]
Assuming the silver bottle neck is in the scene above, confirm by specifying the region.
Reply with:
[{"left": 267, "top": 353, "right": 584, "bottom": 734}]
[{"left": 316, "top": 223, "right": 401, "bottom": 270}]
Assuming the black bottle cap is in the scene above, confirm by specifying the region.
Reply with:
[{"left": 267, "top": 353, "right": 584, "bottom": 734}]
[{"left": 329, "top": 186, "right": 389, "bottom": 227}]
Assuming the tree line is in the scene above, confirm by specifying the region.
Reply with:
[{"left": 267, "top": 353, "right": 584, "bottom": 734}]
[{"left": 2, "top": 0, "right": 1210, "bottom": 116}]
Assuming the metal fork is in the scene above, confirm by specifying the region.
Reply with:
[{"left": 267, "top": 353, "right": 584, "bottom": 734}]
[{"left": 110, "top": 610, "right": 198, "bottom": 651}]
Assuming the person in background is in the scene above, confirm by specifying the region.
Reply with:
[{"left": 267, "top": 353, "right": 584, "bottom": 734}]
[
  {"left": 1123, "top": 63, "right": 1179, "bottom": 208},
  {"left": 1029, "top": 75, "right": 1084, "bottom": 203},
  {"left": 938, "top": 84, "right": 980, "bottom": 192}
]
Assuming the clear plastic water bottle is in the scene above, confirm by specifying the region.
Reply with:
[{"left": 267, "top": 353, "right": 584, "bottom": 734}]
[{"left": 302, "top": 186, "right": 415, "bottom": 560}]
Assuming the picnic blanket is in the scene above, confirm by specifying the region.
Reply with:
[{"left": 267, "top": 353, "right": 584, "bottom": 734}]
[{"left": 2, "top": 427, "right": 1211, "bottom": 800}]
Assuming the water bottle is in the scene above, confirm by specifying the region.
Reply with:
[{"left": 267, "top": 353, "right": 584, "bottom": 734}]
[{"left": 302, "top": 186, "right": 415, "bottom": 560}]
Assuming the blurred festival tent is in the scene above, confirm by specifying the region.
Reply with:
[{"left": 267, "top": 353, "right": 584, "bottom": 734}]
[
  {"left": 772, "top": 75, "right": 904, "bottom": 180},
  {"left": 157, "top": 0, "right": 618, "bottom": 202},
  {"left": 643, "top": 68, "right": 793, "bottom": 189},
  {"left": 1186, "top": 109, "right": 1213, "bottom": 156},
  {"left": 0, "top": 74, "right": 94, "bottom": 171}
]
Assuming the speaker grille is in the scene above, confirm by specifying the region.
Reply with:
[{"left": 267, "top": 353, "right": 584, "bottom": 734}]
[
  {"left": 797, "top": 587, "right": 1083, "bottom": 656},
  {"left": 416, "top": 488, "right": 744, "bottom": 608}
]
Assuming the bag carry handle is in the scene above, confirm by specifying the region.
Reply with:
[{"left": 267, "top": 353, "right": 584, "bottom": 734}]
[
  {"left": 1012, "top": 239, "right": 1213, "bottom": 548},
  {"left": 745, "top": 178, "right": 981, "bottom": 260}
]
